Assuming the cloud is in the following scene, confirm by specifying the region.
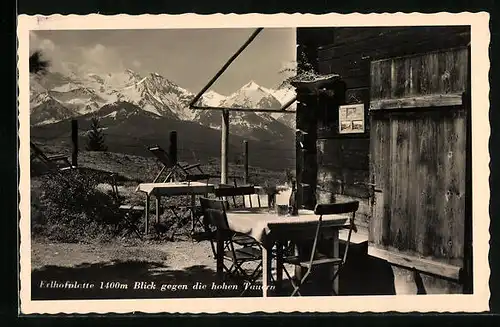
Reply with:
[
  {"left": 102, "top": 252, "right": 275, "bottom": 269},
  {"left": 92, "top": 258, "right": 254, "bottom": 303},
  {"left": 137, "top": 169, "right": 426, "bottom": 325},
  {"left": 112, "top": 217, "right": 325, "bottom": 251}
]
[
  {"left": 132, "top": 60, "right": 142, "bottom": 69},
  {"left": 79, "top": 43, "right": 125, "bottom": 74},
  {"left": 30, "top": 32, "right": 55, "bottom": 55},
  {"left": 29, "top": 32, "right": 66, "bottom": 72},
  {"left": 29, "top": 32, "right": 129, "bottom": 76}
]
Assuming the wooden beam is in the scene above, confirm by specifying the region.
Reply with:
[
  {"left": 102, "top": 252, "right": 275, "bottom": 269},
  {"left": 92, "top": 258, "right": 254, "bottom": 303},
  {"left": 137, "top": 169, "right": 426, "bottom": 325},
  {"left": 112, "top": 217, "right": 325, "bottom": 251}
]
[
  {"left": 370, "top": 93, "right": 464, "bottom": 110},
  {"left": 190, "top": 105, "right": 296, "bottom": 113},
  {"left": 368, "top": 245, "right": 462, "bottom": 281},
  {"left": 189, "top": 28, "right": 263, "bottom": 109},
  {"left": 221, "top": 110, "right": 230, "bottom": 184}
]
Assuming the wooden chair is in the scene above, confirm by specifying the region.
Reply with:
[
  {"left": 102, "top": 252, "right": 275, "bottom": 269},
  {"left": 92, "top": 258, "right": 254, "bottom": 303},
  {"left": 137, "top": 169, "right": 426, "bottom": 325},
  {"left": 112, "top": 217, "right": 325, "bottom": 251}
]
[
  {"left": 109, "top": 174, "right": 144, "bottom": 239},
  {"left": 213, "top": 186, "right": 262, "bottom": 247},
  {"left": 281, "top": 201, "right": 359, "bottom": 296},
  {"left": 199, "top": 197, "right": 262, "bottom": 294},
  {"left": 148, "top": 145, "right": 204, "bottom": 183}
]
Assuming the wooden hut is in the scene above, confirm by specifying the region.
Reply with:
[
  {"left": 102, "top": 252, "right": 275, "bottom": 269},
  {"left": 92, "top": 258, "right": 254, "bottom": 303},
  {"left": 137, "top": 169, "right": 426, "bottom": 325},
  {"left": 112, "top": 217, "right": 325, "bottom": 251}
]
[{"left": 295, "top": 26, "right": 472, "bottom": 294}]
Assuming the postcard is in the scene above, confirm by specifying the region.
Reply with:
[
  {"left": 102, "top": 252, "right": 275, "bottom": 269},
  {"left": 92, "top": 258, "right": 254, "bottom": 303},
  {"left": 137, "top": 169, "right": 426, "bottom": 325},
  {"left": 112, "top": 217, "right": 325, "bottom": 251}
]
[{"left": 18, "top": 12, "right": 491, "bottom": 314}]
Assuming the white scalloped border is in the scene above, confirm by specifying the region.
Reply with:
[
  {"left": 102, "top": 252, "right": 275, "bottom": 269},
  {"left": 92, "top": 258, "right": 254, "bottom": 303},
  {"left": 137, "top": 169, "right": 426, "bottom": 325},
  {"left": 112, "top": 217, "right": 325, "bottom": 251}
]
[{"left": 17, "top": 12, "right": 491, "bottom": 315}]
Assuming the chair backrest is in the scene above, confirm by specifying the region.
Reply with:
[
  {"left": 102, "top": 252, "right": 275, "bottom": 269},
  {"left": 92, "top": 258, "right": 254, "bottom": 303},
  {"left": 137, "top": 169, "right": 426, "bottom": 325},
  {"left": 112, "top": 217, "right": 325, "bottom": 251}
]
[
  {"left": 214, "top": 185, "right": 257, "bottom": 209},
  {"left": 199, "top": 197, "right": 230, "bottom": 231},
  {"left": 314, "top": 201, "right": 359, "bottom": 216},
  {"left": 311, "top": 201, "right": 360, "bottom": 265},
  {"left": 214, "top": 185, "right": 255, "bottom": 197},
  {"left": 148, "top": 145, "right": 175, "bottom": 168}
]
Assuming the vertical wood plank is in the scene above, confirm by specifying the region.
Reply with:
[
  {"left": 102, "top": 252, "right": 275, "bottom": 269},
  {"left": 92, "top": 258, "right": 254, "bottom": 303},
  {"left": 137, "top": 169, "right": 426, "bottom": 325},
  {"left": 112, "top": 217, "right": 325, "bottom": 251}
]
[
  {"left": 406, "top": 117, "right": 417, "bottom": 252},
  {"left": 415, "top": 116, "right": 427, "bottom": 255},
  {"left": 450, "top": 111, "right": 466, "bottom": 260},
  {"left": 371, "top": 60, "right": 382, "bottom": 100},
  {"left": 435, "top": 111, "right": 447, "bottom": 258},
  {"left": 381, "top": 60, "right": 392, "bottom": 99},
  {"left": 422, "top": 115, "right": 440, "bottom": 258}
]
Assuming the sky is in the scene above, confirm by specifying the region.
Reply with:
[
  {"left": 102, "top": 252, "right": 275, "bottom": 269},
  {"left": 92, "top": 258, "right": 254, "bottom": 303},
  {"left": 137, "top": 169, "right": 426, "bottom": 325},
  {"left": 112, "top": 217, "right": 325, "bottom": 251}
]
[{"left": 30, "top": 28, "right": 297, "bottom": 95}]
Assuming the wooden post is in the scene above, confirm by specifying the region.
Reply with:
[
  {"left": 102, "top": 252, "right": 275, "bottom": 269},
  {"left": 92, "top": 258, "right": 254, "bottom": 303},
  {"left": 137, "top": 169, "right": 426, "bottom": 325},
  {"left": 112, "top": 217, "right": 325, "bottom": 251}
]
[
  {"left": 221, "top": 110, "right": 229, "bottom": 184},
  {"left": 71, "top": 119, "right": 78, "bottom": 168},
  {"left": 243, "top": 140, "right": 249, "bottom": 185},
  {"left": 169, "top": 131, "right": 178, "bottom": 165}
]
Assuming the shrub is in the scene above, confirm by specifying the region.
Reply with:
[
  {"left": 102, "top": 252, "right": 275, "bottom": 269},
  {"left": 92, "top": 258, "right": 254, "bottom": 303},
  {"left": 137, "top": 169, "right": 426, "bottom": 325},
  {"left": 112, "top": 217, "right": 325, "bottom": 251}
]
[{"left": 31, "top": 169, "right": 122, "bottom": 243}]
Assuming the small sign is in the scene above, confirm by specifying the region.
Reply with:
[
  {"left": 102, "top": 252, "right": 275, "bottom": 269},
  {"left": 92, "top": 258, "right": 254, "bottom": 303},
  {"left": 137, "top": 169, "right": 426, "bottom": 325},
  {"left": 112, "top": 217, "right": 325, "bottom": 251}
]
[{"left": 338, "top": 104, "right": 365, "bottom": 134}]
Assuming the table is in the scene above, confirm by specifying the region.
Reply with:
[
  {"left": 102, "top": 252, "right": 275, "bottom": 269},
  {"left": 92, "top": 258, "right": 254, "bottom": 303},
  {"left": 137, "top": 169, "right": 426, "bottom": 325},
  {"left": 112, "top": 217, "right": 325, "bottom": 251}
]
[
  {"left": 136, "top": 182, "right": 215, "bottom": 234},
  {"left": 224, "top": 208, "right": 350, "bottom": 297}
]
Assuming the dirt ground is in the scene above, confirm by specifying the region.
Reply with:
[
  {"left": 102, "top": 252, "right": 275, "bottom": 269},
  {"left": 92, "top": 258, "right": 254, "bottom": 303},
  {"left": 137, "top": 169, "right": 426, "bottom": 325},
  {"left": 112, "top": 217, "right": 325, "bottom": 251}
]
[
  {"left": 30, "top": 238, "right": 286, "bottom": 299},
  {"left": 31, "top": 240, "right": 215, "bottom": 271}
]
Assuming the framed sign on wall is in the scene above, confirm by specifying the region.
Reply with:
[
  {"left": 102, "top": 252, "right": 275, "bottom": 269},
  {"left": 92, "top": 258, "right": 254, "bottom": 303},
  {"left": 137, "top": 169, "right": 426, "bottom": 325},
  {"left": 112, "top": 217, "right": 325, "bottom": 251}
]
[{"left": 338, "top": 103, "right": 365, "bottom": 134}]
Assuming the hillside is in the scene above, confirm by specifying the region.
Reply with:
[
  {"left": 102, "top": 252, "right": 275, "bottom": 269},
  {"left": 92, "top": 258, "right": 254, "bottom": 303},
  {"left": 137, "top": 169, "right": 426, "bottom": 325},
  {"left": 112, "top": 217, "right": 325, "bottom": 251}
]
[{"left": 31, "top": 101, "right": 296, "bottom": 172}]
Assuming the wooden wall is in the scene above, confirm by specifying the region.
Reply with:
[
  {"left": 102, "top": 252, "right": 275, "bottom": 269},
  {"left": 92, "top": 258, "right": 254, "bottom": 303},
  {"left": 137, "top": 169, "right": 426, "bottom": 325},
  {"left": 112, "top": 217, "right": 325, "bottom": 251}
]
[{"left": 297, "top": 26, "right": 470, "bottom": 228}]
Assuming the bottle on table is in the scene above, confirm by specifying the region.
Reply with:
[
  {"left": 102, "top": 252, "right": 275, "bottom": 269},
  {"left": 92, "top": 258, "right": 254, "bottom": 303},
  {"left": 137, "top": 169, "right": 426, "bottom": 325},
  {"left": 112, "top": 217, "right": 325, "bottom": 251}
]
[{"left": 288, "top": 180, "right": 299, "bottom": 216}]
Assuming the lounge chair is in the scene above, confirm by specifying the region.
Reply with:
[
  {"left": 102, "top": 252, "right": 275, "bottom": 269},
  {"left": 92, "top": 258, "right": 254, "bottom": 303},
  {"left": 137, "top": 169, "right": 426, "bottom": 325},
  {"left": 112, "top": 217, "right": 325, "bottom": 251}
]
[
  {"left": 147, "top": 145, "right": 205, "bottom": 183},
  {"left": 30, "top": 141, "right": 74, "bottom": 174}
]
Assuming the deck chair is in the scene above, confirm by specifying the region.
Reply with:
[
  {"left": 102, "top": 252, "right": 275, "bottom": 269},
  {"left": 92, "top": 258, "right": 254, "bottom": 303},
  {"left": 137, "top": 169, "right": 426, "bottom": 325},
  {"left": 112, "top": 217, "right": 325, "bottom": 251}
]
[
  {"left": 281, "top": 201, "right": 359, "bottom": 296},
  {"left": 148, "top": 145, "right": 204, "bottom": 183},
  {"left": 199, "top": 197, "right": 263, "bottom": 294},
  {"left": 30, "top": 141, "right": 74, "bottom": 173},
  {"left": 109, "top": 174, "right": 144, "bottom": 239}
]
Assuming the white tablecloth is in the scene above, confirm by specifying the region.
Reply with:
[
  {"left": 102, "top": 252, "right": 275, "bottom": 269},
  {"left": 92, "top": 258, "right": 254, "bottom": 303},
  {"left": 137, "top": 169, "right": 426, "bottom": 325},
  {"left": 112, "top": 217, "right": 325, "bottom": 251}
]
[
  {"left": 136, "top": 182, "right": 215, "bottom": 196},
  {"left": 226, "top": 209, "right": 349, "bottom": 245}
]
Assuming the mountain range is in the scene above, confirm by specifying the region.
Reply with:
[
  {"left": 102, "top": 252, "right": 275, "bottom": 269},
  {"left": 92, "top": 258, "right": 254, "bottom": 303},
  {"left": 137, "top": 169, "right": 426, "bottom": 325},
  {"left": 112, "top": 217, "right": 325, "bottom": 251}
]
[
  {"left": 30, "top": 69, "right": 296, "bottom": 132},
  {"left": 30, "top": 69, "right": 297, "bottom": 171}
]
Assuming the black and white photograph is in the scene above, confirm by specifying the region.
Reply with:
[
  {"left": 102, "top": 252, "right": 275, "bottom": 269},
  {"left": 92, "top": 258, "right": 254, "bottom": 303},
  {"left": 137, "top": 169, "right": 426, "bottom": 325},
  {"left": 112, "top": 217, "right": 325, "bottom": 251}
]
[{"left": 18, "top": 13, "right": 490, "bottom": 314}]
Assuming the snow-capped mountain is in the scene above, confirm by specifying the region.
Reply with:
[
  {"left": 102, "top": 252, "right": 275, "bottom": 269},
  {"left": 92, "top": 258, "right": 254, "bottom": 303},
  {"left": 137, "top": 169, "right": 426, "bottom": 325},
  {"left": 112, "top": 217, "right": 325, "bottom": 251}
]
[
  {"left": 220, "top": 81, "right": 282, "bottom": 109},
  {"left": 30, "top": 93, "right": 79, "bottom": 126},
  {"left": 30, "top": 69, "right": 296, "bottom": 140},
  {"left": 200, "top": 90, "right": 226, "bottom": 107}
]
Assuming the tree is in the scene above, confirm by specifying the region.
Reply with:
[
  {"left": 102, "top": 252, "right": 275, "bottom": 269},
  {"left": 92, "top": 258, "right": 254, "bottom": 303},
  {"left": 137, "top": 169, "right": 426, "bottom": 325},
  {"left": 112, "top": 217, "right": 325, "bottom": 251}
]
[
  {"left": 29, "top": 50, "right": 50, "bottom": 75},
  {"left": 86, "top": 116, "right": 108, "bottom": 151}
]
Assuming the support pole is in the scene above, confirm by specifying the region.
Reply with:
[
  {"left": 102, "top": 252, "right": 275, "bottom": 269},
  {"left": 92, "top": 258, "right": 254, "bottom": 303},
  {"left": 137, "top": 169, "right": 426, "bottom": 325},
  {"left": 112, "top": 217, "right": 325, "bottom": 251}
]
[
  {"left": 221, "top": 110, "right": 229, "bottom": 184},
  {"left": 71, "top": 119, "right": 78, "bottom": 168},
  {"left": 169, "top": 131, "right": 178, "bottom": 165},
  {"left": 243, "top": 140, "right": 249, "bottom": 185}
]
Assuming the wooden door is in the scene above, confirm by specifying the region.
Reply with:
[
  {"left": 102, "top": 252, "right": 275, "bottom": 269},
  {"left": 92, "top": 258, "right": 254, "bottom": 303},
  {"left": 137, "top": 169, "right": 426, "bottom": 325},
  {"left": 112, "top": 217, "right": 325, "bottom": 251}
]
[{"left": 368, "top": 48, "right": 469, "bottom": 281}]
